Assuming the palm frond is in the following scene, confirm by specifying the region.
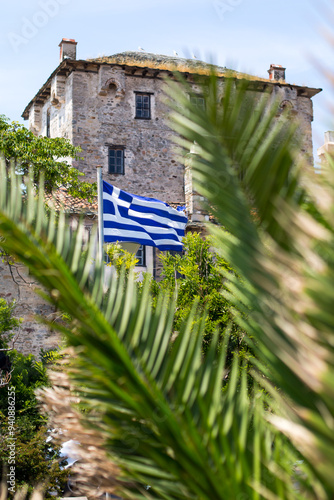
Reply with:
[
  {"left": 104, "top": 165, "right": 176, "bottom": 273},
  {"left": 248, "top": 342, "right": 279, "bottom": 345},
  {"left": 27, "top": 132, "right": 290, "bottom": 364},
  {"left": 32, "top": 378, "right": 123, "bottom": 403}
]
[
  {"left": 0, "top": 159, "right": 305, "bottom": 498},
  {"left": 168, "top": 72, "right": 334, "bottom": 497}
]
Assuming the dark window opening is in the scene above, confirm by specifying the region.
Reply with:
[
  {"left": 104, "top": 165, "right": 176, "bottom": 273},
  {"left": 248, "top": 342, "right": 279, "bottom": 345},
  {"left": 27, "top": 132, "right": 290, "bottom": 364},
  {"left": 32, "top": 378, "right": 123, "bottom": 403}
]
[
  {"left": 46, "top": 109, "right": 51, "bottom": 138},
  {"left": 135, "top": 93, "right": 151, "bottom": 119},
  {"left": 168, "top": 249, "right": 183, "bottom": 278},
  {"left": 190, "top": 95, "right": 205, "bottom": 111},
  {"left": 135, "top": 245, "right": 146, "bottom": 267},
  {"left": 108, "top": 147, "right": 125, "bottom": 174}
]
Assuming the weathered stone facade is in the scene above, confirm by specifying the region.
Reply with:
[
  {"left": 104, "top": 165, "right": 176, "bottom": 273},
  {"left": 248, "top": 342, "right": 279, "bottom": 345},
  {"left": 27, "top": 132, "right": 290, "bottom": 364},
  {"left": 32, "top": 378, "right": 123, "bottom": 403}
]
[
  {"left": 270, "top": 85, "right": 315, "bottom": 162},
  {"left": 0, "top": 258, "right": 60, "bottom": 358},
  {"left": 4, "top": 39, "right": 320, "bottom": 357},
  {"left": 22, "top": 41, "right": 321, "bottom": 207}
]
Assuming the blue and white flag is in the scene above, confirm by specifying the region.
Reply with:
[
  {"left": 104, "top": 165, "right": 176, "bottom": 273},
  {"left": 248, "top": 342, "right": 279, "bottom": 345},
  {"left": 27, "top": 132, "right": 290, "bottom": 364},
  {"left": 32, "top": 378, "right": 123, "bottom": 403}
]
[{"left": 103, "top": 181, "right": 187, "bottom": 251}]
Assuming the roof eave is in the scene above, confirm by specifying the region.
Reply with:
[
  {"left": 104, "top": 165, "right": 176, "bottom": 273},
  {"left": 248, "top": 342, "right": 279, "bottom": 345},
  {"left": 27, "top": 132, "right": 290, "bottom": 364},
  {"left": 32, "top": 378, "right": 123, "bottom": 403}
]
[
  {"left": 22, "top": 60, "right": 65, "bottom": 119},
  {"left": 22, "top": 56, "right": 323, "bottom": 120},
  {"left": 21, "top": 59, "right": 92, "bottom": 119}
]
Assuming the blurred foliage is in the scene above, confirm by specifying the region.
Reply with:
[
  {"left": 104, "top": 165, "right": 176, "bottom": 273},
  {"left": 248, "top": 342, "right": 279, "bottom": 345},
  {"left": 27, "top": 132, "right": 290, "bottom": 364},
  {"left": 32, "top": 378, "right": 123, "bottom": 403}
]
[
  {"left": 0, "top": 309, "right": 68, "bottom": 498},
  {"left": 0, "top": 68, "right": 334, "bottom": 499},
  {"left": 0, "top": 424, "right": 68, "bottom": 498},
  {"left": 105, "top": 242, "right": 139, "bottom": 277},
  {"left": 0, "top": 299, "right": 20, "bottom": 349},
  {"left": 153, "top": 232, "right": 249, "bottom": 360}
]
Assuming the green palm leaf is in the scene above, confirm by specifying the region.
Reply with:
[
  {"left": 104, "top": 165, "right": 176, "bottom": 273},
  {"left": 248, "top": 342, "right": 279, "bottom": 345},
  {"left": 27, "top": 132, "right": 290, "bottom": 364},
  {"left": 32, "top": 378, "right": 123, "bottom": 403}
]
[
  {"left": 0, "top": 157, "right": 307, "bottom": 499},
  {"left": 168, "top": 73, "right": 334, "bottom": 497}
]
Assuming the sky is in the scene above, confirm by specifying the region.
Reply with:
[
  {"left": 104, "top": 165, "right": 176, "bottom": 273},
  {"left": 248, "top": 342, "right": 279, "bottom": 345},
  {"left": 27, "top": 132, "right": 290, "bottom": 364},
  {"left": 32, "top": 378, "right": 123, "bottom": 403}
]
[{"left": 1, "top": 0, "right": 333, "bottom": 160}]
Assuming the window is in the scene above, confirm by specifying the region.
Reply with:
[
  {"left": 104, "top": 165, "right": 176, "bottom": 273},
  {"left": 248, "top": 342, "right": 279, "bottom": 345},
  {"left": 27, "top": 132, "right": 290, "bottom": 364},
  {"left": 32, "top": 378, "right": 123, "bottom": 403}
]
[
  {"left": 190, "top": 95, "right": 205, "bottom": 111},
  {"left": 46, "top": 109, "right": 51, "bottom": 138},
  {"left": 108, "top": 147, "right": 125, "bottom": 174},
  {"left": 135, "top": 245, "right": 146, "bottom": 267},
  {"left": 135, "top": 93, "right": 151, "bottom": 119}
]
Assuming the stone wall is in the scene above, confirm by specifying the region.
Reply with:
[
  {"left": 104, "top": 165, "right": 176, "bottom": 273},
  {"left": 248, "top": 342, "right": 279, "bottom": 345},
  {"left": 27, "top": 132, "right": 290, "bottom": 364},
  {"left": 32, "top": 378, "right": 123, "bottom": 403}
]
[
  {"left": 30, "top": 63, "right": 316, "bottom": 207},
  {"left": 42, "top": 73, "right": 74, "bottom": 143},
  {"left": 28, "top": 74, "right": 73, "bottom": 144},
  {"left": 270, "top": 85, "right": 315, "bottom": 163},
  {"left": 70, "top": 67, "right": 184, "bottom": 203},
  {"left": 0, "top": 257, "right": 61, "bottom": 358}
]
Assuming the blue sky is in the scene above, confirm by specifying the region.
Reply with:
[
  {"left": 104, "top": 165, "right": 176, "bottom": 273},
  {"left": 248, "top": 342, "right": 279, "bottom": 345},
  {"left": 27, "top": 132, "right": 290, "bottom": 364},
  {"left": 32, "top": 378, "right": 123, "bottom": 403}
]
[{"left": 0, "top": 0, "right": 333, "bottom": 158}]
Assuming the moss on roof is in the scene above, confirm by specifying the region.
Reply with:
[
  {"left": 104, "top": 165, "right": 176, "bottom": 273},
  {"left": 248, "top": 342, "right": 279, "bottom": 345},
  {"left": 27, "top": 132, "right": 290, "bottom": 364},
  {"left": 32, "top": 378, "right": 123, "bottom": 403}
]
[
  {"left": 22, "top": 51, "right": 322, "bottom": 119},
  {"left": 88, "top": 51, "right": 268, "bottom": 81}
]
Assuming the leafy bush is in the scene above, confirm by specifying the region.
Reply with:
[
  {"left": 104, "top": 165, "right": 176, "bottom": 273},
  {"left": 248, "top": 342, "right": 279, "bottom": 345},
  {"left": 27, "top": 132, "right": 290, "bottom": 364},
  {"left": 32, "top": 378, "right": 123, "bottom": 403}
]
[
  {"left": 155, "top": 232, "right": 249, "bottom": 360},
  {"left": 0, "top": 115, "right": 96, "bottom": 200},
  {"left": 105, "top": 242, "right": 139, "bottom": 277},
  {"left": 0, "top": 298, "right": 20, "bottom": 349},
  {"left": 0, "top": 423, "right": 68, "bottom": 497},
  {"left": 0, "top": 342, "right": 69, "bottom": 496}
]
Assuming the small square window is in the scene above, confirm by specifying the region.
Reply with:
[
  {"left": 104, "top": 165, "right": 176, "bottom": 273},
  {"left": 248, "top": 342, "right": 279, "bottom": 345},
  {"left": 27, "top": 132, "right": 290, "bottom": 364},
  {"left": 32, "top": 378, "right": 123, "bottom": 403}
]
[
  {"left": 108, "top": 147, "right": 125, "bottom": 174},
  {"left": 135, "top": 245, "right": 146, "bottom": 267},
  {"left": 190, "top": 95, "right": 205, "bottom": 111},
  {"left": 135, "top": 93, "right": 151, "bottom": 119}
]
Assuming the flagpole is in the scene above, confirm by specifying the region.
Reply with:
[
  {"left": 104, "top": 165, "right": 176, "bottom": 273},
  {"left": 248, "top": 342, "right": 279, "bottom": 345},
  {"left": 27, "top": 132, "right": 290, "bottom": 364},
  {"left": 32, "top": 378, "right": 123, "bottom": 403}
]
[{"left": 96, "top": 165, "right": 104, "bottom": 263}]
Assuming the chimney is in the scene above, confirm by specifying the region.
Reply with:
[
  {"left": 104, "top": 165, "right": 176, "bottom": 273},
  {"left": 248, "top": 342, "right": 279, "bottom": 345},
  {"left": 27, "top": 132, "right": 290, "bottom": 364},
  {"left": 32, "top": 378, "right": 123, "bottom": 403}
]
[
  {"left": 268, "top": 64, "right": 286, "bottom": 82},
  {"left": 59, "top": 38, "right": 77, "bottom": 63}
]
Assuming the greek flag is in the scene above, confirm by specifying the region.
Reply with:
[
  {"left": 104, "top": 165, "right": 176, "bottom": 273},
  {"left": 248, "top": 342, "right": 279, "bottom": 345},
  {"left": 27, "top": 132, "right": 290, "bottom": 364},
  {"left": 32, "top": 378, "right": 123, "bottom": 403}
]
[{"left": 103, "top": 181, "right": 187, "bottom": 251}]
